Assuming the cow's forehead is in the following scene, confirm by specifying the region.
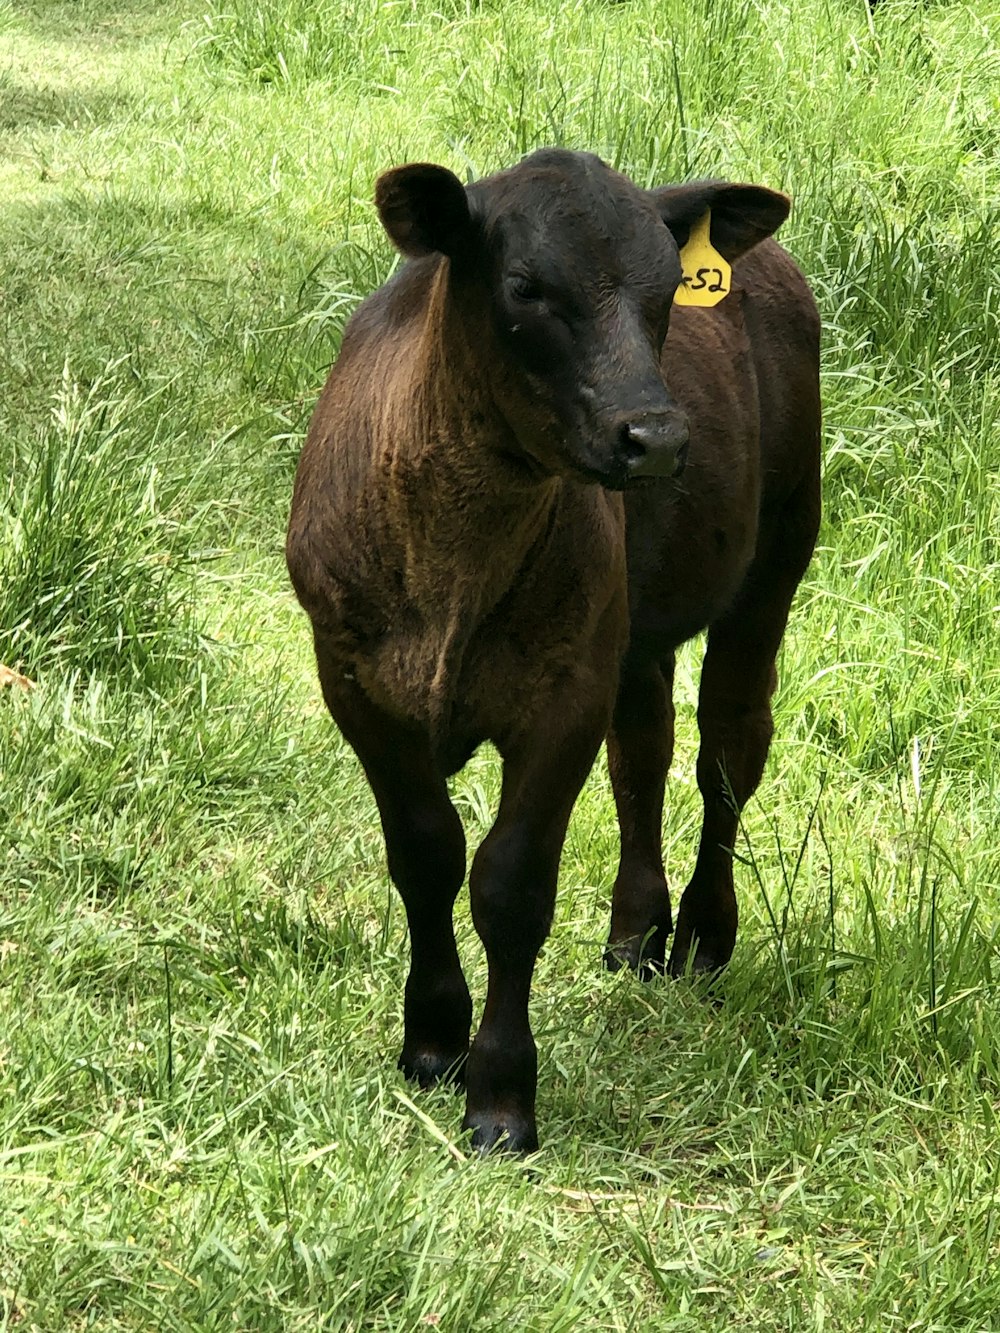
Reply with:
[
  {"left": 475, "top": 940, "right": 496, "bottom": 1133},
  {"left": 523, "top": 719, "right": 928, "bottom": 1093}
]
[
  {"left": 471, "top": 151, "right": 676, "bottom": 286},
  {"left": 473, "top": 152, "right": 662, "bottom": 242}
]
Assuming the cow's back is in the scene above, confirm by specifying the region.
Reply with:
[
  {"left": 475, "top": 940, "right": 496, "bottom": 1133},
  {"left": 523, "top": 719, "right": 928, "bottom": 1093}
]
[{"left": 728, "top": 238, "right": 821, "bottom": 496}]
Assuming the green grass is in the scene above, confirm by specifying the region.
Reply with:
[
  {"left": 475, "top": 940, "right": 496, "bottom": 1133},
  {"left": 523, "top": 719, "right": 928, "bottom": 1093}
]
[{"left": 2, "top": 0, "right": 1000, "bottom": 1327}]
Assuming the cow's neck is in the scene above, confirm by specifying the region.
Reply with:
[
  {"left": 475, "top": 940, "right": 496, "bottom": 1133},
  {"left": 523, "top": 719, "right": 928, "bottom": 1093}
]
[{"left": 383, "top": 262, "right": 563, "bottom": 623}]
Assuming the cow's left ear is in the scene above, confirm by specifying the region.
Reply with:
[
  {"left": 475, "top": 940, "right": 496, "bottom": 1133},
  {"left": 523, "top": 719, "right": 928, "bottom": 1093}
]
[
  {"left": 650, "top": 181, "right": 790, "bottom": 262},
  {"left": 375, "top": 163, "right": 473, "bottom": 259}
]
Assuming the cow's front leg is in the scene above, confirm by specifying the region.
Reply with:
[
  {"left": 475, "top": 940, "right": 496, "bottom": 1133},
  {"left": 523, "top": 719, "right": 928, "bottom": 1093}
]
[
  {"left": 314, "top": 637, "right": 471, "bottom": 1085},
  {"left": 462, "top": 704, "right": 609, "bottom": 1154}
]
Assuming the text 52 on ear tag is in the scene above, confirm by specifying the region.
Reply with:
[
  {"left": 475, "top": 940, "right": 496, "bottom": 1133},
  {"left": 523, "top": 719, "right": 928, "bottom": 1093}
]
[{"left": 674, "top": 210, "right": 731, "bottom": 307}]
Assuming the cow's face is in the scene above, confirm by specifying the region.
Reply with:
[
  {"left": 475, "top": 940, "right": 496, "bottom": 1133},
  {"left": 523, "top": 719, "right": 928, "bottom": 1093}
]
[{"left": 376, "top": 150, "right": 789, "bottom": 490}]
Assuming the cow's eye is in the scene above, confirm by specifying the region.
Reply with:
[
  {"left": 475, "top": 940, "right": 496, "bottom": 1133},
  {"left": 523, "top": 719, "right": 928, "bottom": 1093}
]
[{"left": 509, "top": 275, "right": 544, "bottom": 305}]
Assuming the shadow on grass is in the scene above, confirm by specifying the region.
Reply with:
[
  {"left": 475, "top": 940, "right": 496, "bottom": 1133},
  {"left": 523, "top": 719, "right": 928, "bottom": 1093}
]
[
  {"left": 0, "top": 77, "right": 134, "bottom": 133},
  {"left": 9, "top": 0, "right": 191, "bottom": 40},
  {"left": 0, "top": 184, "right": 380, "bottom": 421}
]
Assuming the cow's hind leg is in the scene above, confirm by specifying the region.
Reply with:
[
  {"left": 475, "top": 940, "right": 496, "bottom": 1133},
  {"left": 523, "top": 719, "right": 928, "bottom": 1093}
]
[
  {"left": 668, "top": 482, "right": 819, "bottom": 976},
  {"left": 605, "top": 652, "right": 675, "bottom": 975},
  {"left": 315, "top": 637, "right": 471, "bottom": 1085}
]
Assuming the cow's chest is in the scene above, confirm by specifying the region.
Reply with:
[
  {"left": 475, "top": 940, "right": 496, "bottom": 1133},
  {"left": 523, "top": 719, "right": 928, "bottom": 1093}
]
[
  {"left": 353, "top": 512, "right": 623, "bottom": 765},
  {"left": 359, "top": 578, "right": 609, "bottom": 744}
]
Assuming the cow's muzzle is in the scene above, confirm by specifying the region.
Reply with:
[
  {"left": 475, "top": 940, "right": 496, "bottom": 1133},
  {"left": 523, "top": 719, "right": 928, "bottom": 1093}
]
[{"left": 620, "top": 410, "right": 690, "bottom": 480}]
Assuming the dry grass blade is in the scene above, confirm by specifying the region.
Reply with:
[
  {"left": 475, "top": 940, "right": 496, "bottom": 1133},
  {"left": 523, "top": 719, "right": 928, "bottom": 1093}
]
[{"left": 0, "top": 665, "right": 34, "bottom": 691}]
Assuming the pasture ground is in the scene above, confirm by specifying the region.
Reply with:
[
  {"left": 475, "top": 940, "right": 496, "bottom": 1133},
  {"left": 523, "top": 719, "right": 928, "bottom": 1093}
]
[{"left": 2, "top": 0, "right": 999, "bottom": 1327}]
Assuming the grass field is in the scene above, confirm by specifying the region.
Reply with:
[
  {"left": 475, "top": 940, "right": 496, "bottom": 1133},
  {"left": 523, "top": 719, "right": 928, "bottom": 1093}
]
[{"left": 2, "top": 0, "right": 1000, "bottom": 1327}]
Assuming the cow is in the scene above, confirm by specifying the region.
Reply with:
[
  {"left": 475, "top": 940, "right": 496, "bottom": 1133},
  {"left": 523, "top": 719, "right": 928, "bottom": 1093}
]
[{"left": 286, "top": 148, "right": 821, "bottom": 1153}]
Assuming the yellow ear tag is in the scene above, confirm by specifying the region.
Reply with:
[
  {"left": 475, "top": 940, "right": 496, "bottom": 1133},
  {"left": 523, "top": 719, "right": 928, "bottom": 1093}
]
[{"left": 674, "top": 210, "right": 731, "bottom": 307}]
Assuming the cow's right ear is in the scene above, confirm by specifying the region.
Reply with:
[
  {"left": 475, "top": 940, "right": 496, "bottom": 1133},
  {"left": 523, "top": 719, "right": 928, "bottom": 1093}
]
[{"left": 375, "top": 164, "right": 472, "bottom": 259}]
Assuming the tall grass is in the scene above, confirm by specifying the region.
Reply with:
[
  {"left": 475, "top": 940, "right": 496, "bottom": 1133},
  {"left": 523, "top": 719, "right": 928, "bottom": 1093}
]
[
  {"left": 0, "top": 363, "right": 218, "bottom": 685},
  {"left": 2, "top": 0, "right": 1000, "bottom": 1327}
]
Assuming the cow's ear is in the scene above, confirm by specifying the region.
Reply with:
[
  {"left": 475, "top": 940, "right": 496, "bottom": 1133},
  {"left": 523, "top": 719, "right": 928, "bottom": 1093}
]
[
  {"left": 650, "top": 181, "right": 790, "bottom": 261},
  {"left": 375, "top": 163, "right": 472, "bottom": 259}
]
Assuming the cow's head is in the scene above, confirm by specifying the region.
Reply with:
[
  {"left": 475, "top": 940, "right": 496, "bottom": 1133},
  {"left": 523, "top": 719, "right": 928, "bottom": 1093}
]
[{"left": 375, "top": 149, "right": 789, "bottom": 491}]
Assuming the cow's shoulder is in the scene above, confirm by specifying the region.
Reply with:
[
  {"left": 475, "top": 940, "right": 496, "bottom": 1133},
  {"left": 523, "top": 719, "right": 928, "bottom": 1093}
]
[{"left": 342, "top": 254, "right": 443, "bottom": 351}]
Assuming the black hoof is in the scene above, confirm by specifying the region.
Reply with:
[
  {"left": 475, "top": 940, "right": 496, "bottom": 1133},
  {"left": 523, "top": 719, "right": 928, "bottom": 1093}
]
[
  {"left": 398, "top": 1046, "right": 468, "bottom": 1089},
  {"left": 667, "top": 933, "right": 731, "bottom": 980},
  {"left": 462, "top": 1109, "right": 538, "bottom": 1156},
  {"left": 604, "top": 924, "right": 669, "bottom": 978}
]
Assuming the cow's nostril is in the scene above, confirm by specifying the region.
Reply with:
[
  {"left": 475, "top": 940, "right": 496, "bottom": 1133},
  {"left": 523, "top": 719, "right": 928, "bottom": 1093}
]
[{"left": 621, "top": 423, "right": 647, "bottom": 465}]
